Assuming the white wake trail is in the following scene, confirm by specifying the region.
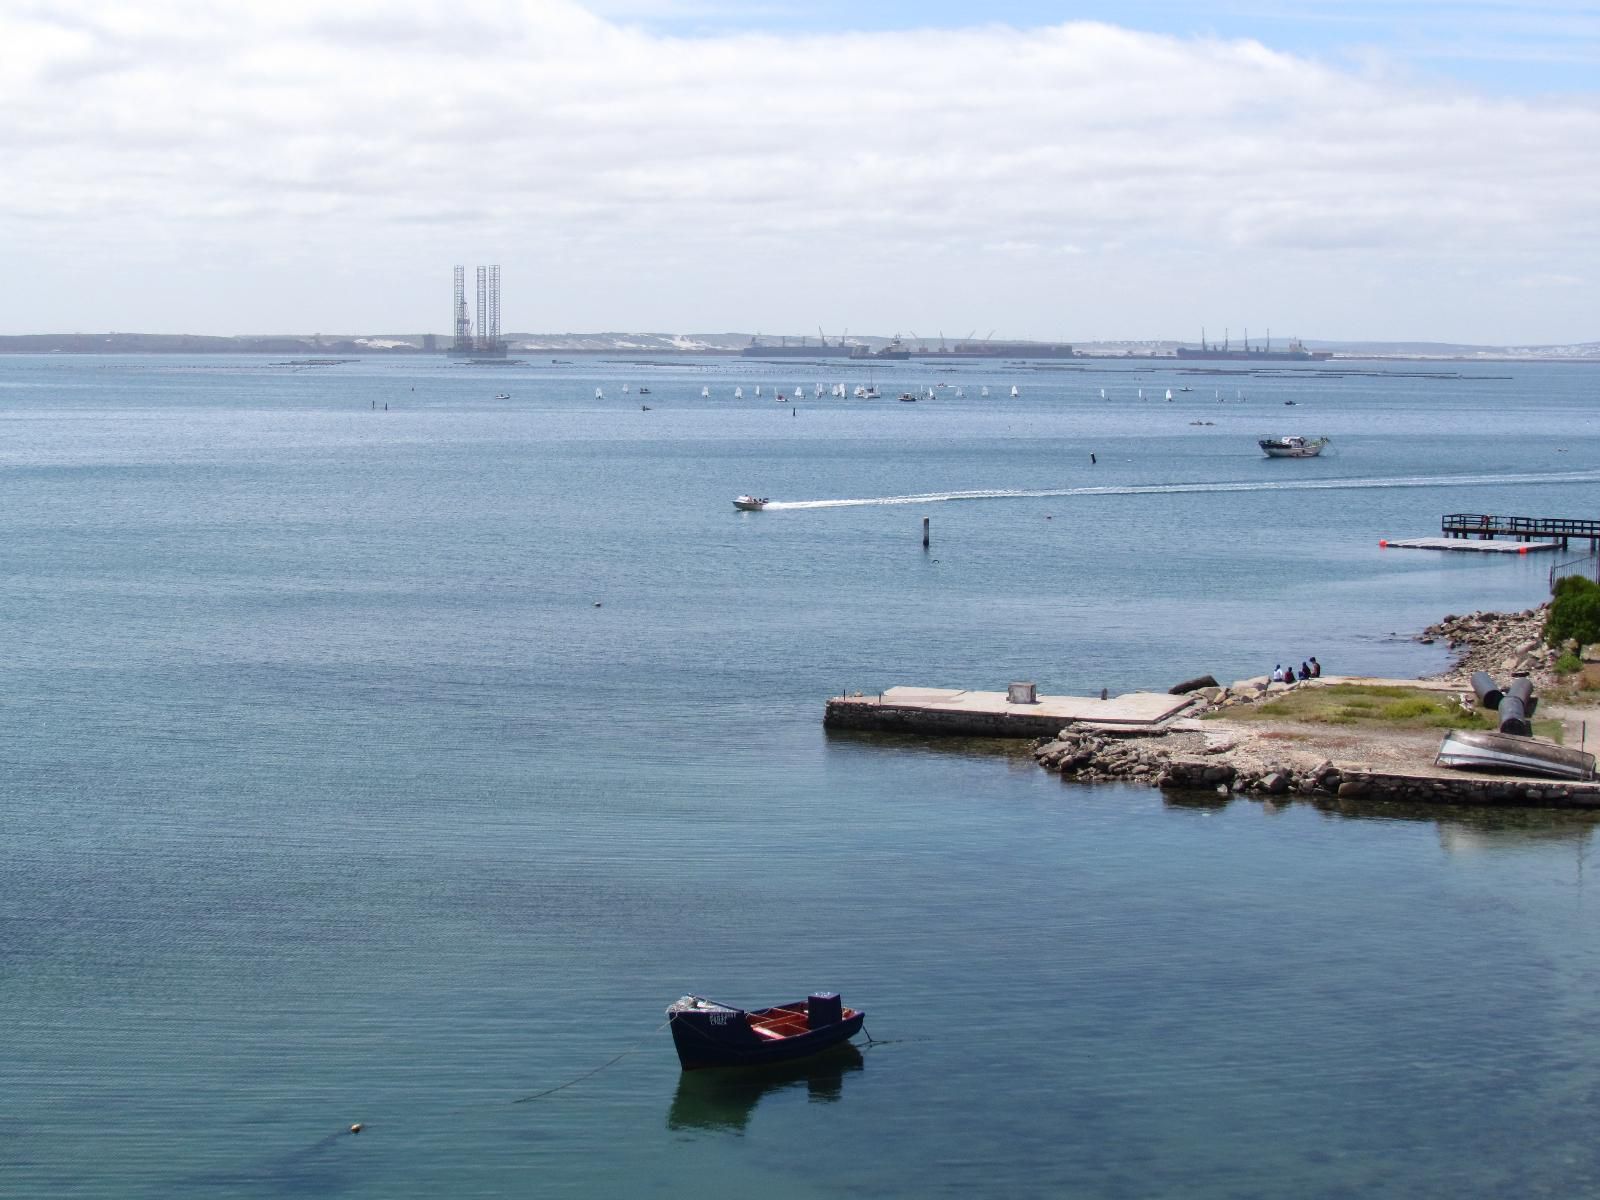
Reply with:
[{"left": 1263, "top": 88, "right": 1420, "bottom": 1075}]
[{"left": 759, "top": 470, "right": 1600, "bottom": 510}]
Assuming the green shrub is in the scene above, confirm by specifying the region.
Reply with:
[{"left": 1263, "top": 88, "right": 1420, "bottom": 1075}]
[
  {"left": 1546, "top": 581, "right": 1600, "bottom": 648},
  {"left": 1555, "top": 653, "right": 1584, "bottom": 675}
]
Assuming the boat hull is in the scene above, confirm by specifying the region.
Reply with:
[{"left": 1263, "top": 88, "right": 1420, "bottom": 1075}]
[
  {"left": 732, "top": 496, "right": 767, "bottom": 511},
  {"left": 1259, "top": 437, "right": 1326, "bottom": 458},
  {"left": 1436, "top": 729, "right": 1596, "bottom": 781},
  {"left": 668, "top": 998, "right": 865, "bottom": 1071}
]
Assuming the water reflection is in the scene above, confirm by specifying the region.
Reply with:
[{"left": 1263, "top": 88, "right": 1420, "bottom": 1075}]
[{"left": 667, "top": 1043, "right": 864, "bottom": 1134}]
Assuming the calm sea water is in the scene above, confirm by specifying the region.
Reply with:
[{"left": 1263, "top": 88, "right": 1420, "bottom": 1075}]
[{"left": 5, "top": 353, "right": 1600, "bottom": 1198}]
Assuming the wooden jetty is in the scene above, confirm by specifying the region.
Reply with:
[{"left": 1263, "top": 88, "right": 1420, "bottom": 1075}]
[
  {"left": 824, "top": 686, "right": 1196, "bottom": 739},
  {"left": 1441, "top": 514, "right": 1600, "bottom": 549}
]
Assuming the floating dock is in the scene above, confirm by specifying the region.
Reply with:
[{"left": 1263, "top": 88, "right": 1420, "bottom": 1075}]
[
  {"left": 824, "top": 686, "right": 1196, "bottom": 739},
  {"left": 1382, "top": 537, "right": 1557, "bottom": 554}
]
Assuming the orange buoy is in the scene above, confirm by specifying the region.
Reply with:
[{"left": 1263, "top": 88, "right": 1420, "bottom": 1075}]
[{"left": 1379, "top": 540, "right": 1388, "bottom": 548}]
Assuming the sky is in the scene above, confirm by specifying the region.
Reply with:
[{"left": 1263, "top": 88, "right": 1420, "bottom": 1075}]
[{"left": 4, "top": 0, "right": 1598, "bottom": 343}]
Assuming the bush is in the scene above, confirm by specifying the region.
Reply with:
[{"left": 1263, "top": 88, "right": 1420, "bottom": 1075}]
[
  {"left": 1555, "top": 653, "right": 1584, "bottom": 675},
  {"left": 1546, "top": 576, "right": 1600, "bottom": 647}
]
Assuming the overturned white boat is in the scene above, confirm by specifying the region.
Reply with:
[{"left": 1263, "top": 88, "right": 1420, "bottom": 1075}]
[
  {"left": 733, "top": 495, "right": 769, "bottom": 511},
  {"left": 1436, "top": 729, "right": 1595, "bottom": 782},
  {"left": 1259, "top": 435, "right": 1328, "bottom": 458}
]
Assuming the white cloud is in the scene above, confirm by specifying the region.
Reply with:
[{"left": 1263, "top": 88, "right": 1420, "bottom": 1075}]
[{"left": 1, "top": 0, "right": 1596, "bottom": 341}]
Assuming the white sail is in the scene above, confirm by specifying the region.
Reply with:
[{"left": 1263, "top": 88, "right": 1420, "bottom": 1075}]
[
  {"left": 755, "top": 386, "right": 761, "bottom": 396},
  {"left": 735, "top": 387, "right": 743, "bottom": 398},
  {"left": 595, "top": 387, "right": 603, "bottom": 398},
  {"left": 622, "top": 384, "right": 630, "bottom": 393},
  {"left": 980, "top": 386, "right": 989, "bottom": 397},
  {"left": 1165, "top": 389, "right": 1173, "bottom": 401},
  {"left": 1138, "top": 388, "right": 1144, "bottom": 400},
  {"left": 1010, "top": 385, "right": 1019, "bottom": 397},
  {"left": 701, "top": 386, "right": 710, "bottom": 397},
  {"left": 1100, "top": 388, "right": 1107, "bottom": 400}
]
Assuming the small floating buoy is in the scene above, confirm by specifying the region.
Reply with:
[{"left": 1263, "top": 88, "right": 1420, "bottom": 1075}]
[
  {"left": 1379, "top": 540, "right": 1388, "bottom": 547},
  {"left": 349, "top": 1123, "right": 363, "bottom": 1135}
]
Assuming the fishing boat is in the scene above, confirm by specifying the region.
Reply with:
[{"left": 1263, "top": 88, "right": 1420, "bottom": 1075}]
[
  {"left": 1259, "top": 435, "right": 1329, "bottom": 458},
  {"left": 732, "top": 495, "right": 768, "bottom": 511},
  {"left": 495, "top": 392, "right": 511, "bottom": 400},
  {"left": 666, "top": 993, "right": 865, "bottom": 1070},
  {"left": 1436, "top": 729, "right": 1596, "bottom": 782}
]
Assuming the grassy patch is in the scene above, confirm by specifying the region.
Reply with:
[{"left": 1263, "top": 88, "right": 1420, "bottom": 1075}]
[{"left": 1218, "top": 683, "right": 1562, "bottom": 740}]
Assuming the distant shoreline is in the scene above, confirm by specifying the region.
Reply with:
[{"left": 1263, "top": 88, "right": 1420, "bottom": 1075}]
[{"left": 0, "top": 333, "right": 1595, "bottom": 363}]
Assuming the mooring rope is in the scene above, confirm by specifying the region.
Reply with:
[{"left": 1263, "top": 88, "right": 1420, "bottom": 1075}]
[{"left": 510, "top": 1019, "right": 671, "bottom": 1105}]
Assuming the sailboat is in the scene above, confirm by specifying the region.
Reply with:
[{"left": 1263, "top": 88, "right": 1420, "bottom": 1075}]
[
  {"left": 1100, "top": 388, "right": 1107, "bottom": 401},
  {"left": 735, "top": 387, "right": 744, "bottom": 399},
  {"left": 1138, "top": 388, "right": 1144, "bottom": 401},
  {"left": 1010, "top": 385, "right": 1019, "bottom": 398},
  {"left": 701, "top": 387, "right": 710, "bottom": 398},
  {"left": 1165, "top": 389, "right": 1173, "bottom": 402},
  {"left": 622, "top": 384, "right": 630, "bottom": 393},
  {"left": 595, "top": 387, "right": 604, "bottom": 399},
  {"left": 755, "top": 386, "right": 762, "bottom": 396},
  {"left": 980, "top": 386, "right": 990, "bottom": 398}
]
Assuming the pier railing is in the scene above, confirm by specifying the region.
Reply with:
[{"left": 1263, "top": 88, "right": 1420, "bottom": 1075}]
[{"left": 1442, "top": 514, "right": 1600, "bottom": 547}]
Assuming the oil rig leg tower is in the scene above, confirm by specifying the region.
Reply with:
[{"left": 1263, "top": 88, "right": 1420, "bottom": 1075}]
[{"left": 448, "top": 265, "right": 507, "bottom": 359}]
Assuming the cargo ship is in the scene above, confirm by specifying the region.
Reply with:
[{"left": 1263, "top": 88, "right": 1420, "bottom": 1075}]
[
  {"left": 849, "top": 338, "right": 910, "bottom": 360},
  {"left": 741, "top": 335, "right": 857, "bottom": 359},
  {"left": 1175, "top": 330, "right": 1330, "bottom": 362}
]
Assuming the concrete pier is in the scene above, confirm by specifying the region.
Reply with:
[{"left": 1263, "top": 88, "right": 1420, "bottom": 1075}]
[
  {"left": 1382, "top": 537, "right": 1557, "bottom": 554},
  {"left": 824, "top": 686, "right": 1197, "bottom": 739}
]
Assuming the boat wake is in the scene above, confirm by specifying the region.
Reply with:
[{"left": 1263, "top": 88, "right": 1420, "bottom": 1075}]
[{"left": 760, "top": 470, "right": 1600, "bottom": 510}]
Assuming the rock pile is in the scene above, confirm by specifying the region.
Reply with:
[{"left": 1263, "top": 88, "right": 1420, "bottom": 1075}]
[
  {"left": 1032, "top": 731, "right": 1344, "bottom": 796},
  {"left": 1419, "top": 605, "right": 1553, "bottom": 684}
]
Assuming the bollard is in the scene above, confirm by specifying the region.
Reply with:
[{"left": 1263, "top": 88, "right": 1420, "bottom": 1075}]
[
  {"left": 1471, "top": 671, "right": 1503, "bottom": 710},
  {"left": 1499, "top": 676, "right": 1534, "bottom": 736}
]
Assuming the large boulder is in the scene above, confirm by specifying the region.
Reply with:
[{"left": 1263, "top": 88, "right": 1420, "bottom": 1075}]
[{"left": 1168, "top": 674, "right": 1220, "bottom": 696}]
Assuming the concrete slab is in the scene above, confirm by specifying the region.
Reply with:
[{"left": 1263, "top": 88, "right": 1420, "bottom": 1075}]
[
  {"left": 876, "top": 686, "right": 1195, "bottom": 726},
  {"left": 1383, "top": 538, "right": 1558, "bottom": 554}
]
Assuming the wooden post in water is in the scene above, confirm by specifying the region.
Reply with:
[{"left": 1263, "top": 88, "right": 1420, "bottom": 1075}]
[{"left": 922, "top": 516, "right": 930, "bottom": 547}]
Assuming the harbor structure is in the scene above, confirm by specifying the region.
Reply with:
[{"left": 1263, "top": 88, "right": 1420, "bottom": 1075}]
[
  {"left": 449, "top": 265, "right": 507, "bottom": 359},
  {"left": 1176, "top": 328, "right": 1330, "bottom": 361}
]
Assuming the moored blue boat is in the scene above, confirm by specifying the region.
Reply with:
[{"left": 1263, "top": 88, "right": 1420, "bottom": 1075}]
[{"left": 667, "top": 993, "right": 865, "bottom": 1070}]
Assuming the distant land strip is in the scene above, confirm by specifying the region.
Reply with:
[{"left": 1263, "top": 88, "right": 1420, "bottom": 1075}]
[{"left": 0, "top": 332, "right": 1595, "bottom": 361}]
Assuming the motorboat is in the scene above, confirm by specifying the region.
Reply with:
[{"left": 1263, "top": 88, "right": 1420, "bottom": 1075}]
[
  {"left": 666, "top": 993, "right": 865, "bottom": 1071},
  {"left": 1259, "top": 435, "right": 1328, "bottom": 458},
  {"left": 898, "top": 392, "right": 917, "bottom": 402},
  {"left": 495, "top": 392, "right": 511, "bottom": 400},
  {"left": 638, "top": 387, "right": 650, "bottom": 395},
  {"left": 733, "top": 495, "right": 768, "bottom": 511},
  {"left": 1436, "top": 729, "right": 1596, "bottom": 781}
]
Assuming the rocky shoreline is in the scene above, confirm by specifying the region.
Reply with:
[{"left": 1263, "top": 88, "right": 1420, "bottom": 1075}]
[{"left": 1030, "top": 604, "right": 1600, "bottom": 808}]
